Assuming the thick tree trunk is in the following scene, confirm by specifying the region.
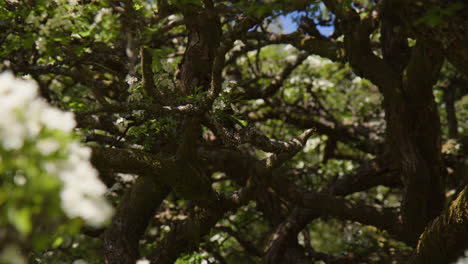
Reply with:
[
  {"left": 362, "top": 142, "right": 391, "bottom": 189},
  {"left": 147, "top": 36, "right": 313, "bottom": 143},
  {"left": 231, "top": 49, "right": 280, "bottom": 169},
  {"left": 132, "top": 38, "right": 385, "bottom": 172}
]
[
  {"left": 382, "top": 44, "right": 445, "bottom": 244},
  {"left": 339, "top": 7, "right": 446, "bottom": 242},
  {"left": 443, "top": 84, "right": 459, "bottom": 139},
  {"left": 103, "top": 176, "right": 170, "bottom": 264},
  {"left": 409, "top": 186, "right": 468, "bottom": 264}
]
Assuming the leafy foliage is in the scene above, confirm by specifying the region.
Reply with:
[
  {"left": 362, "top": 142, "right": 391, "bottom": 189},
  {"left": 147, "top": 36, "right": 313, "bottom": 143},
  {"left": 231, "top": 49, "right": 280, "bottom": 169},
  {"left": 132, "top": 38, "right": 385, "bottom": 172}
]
[{"left": 1, "top": 0, "right": 467, "bottom": 263}]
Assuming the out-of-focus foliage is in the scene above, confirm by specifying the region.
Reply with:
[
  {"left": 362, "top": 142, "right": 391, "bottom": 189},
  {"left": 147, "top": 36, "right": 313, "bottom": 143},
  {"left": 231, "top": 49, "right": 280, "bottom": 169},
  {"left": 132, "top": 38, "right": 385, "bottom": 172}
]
[
  {"left": 1, "top": 0, "right": 467, "bottom": 263},
  {"left": 0, "top": 72, "right": 113, "bottom": 263}
]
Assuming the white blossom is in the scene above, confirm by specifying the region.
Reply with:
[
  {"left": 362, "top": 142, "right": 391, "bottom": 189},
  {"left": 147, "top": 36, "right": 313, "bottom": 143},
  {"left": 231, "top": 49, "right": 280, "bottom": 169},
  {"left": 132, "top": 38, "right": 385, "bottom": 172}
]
[
  {"left": 283, "top": 44, "right": 297, "bottom": 52},
  {"left": 313, "top": 79, "right": 334, "bottom": 90},
  {"left": 71, "top": 33, "right": 82, "bottom": 39},
  {"left": 35, "top": 37, "right": 47, "bottom": 53},
  {"left": 167, "top": 15, "right": 181, "bottom": 23},
  {"left": 13, "top": 175, "right": 27, "bottom": 186},
  {"left": 289, "top": 76, "right": 300, "bottom": 84},
  {"left": 125, "top": 75, "right": 138, "bottom": 86},
  {"left": 295, "top": 161, "right": 305, "bottom": 169},
  {"left": 304, "top": 137, "right": 321, "bottom": 152},
  {"left": 352, "top": 76, "right": 362, "bottom": 84},
  {"left": 455, "top": 251, "right": 468, "bottom": 264},
  {"left": 285, "top": 54, "right": 297, "bottom": 63},
  {"left": 136, "top": 259, "right": 150, "bottom": 264},
  {"left": 210, "top": 234, "right": 222, "bottom": 242},
  {"left": 57, "top": 143, "right": 113, "bottom": 226},
  {"left": 305, "top": 55, "right": 331, "bottom": 68},
  {"left": 37, "top": 138, "right": 60, "bottom": 155},
  {"left": 232, "top": 40, "right": 245, "bottom": 52},
  {"left": 0, "top": 71, "right": 113, "bottom": 227},
  {"left": 237, "top": 57, "right": 247, "bottom": 65},
  {"left": 40, "top": 107, "right": 76, "bottom": 132},
  {"left": 40, "top": 7, "right": 72, "bottom": 34},
  {"left": 0, "top": 72, "right": 39, "bottom": 149},
  {"left": 26, "top": 13, "right": 46, "bottom": 27},
  {"left": 94, "top": 8, "right": 112, "bottom": 24},
  {"left": 213, "top": 97, "right": 227, "bottom": 111},
  {"left": 253, "top": 99, "right": 264, "bottom": 106}
]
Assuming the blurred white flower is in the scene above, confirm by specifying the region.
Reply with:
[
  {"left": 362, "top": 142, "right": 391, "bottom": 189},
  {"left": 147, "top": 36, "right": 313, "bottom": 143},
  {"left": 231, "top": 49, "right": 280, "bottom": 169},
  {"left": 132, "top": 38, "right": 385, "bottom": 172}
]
[
  {"left": 72, "top": 260, "right": 88, "bottom": 264},
  {"left": 289, "top": 76, "right": 300, "bottom": 84},
  {"left": 13, "top": 174, "right": 27, "bottom": 186},
  {"left": 283, "top": 44, "right": 297, "bottom": 52},
  {"left": 37, "top": 138, "right": 60, "bottom": 155},
  {"left": 167, "top": 15, "right": 181, "bottom": 23},
  {"left": 126, "top": 75, "right": 138, "bottom": 86},
  {"left": 41, "top": 107, "right": 76, "bottom": 132},
  {"left": 210, "top": 234, "right": 222, "bottom": 242},
  {"left": 58, "top": 144, "right": 113, "bottom": 226},
  {"left": 285, "top": 55, "right": 297, "bottom": 63},
  {"left": 295, "top": 161, "right": 305, "bottom": 169},
  {"left": 232, "top": 40, "right": 245, "bottom": 52},
  {"left": 304, "top": 137, "right": 320, "bottom": 152},
  {"left": 237, "top": 57, "right": 247, "bottom": 65},
  {"left": 455, "top": 250, "right": 468, "bottom": 264},
  {"left": 253, "top": 99, "right": 264, "bottom": 106},
  {"left": 305, "top": 55, "right": 331, "bottom": 68},
  {"left": 213, "top": 97, "right": 227, "bottom": 111},
  {"left": 71, "top": 33, "right": 82, "bottom": 39},
  {"left": 352, "top": 76, "right": 362, "bottom": 84},
  {"left": 35, "top": 37, "right": 47, "bottom": 53},
  {"left": 0, "top": 71, "right": 113, "bottom": 227},
  {"left": 136, "top": 259, "right": 150, "bottom": 264},
  {"left": 94, "top": 8, "right": 112, "bottom": 24},
  {"left": 0, "top": 72, "right": 39, "bottom": 149},
  {"left": 26, "top": 13, "right": 42, "bottom": 27},
  {"left": 313, "top": 79, "right": 334, "bottom": 90},
  {"left": 39, "top": 6, "right": 72, "bottom": 36},
  {"left": 0, "top": 71, "right": 37, "bottom": 107}
]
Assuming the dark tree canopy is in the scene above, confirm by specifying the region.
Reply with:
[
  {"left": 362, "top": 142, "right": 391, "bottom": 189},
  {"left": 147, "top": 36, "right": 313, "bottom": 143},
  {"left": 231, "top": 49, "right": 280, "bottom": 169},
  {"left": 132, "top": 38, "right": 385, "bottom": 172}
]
[{"left": 0, "top": 0, "right": 467, "bottom": 263}]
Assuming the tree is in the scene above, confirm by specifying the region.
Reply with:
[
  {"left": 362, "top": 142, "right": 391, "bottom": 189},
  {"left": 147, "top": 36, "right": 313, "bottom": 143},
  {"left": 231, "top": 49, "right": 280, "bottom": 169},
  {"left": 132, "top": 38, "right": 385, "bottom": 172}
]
[{"left": 0, "top": 0, "right": 467, "bottom": 263}]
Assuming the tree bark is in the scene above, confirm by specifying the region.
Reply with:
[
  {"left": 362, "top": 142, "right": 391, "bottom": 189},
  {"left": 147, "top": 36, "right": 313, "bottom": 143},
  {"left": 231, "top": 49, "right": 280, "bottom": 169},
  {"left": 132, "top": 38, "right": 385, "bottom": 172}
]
[
  {"left": 383, "top": 44, "right": 445, "bottom": 243},
  {"left": 103, "top": 176, "right": 171, "bottom": 264},
  {"left": 409, "top": 186, "right": 468, "bottom": 264},
  {"left": 391, "top": 0, "right": 468, "bottom": 77}
]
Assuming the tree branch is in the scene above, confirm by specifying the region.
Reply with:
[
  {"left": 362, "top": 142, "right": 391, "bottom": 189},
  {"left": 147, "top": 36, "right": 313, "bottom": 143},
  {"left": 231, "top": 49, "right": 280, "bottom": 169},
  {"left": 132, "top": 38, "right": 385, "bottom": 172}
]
[{"left": 408, "top": 186, "right": 468, "bottom": 264}]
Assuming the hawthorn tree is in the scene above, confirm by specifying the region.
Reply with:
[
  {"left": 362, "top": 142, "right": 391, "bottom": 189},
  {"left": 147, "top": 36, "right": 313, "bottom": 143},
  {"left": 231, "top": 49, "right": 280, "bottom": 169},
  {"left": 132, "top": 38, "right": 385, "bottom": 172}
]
[{"left": 0, "top": 0, "right": 467, "bottom": 263}]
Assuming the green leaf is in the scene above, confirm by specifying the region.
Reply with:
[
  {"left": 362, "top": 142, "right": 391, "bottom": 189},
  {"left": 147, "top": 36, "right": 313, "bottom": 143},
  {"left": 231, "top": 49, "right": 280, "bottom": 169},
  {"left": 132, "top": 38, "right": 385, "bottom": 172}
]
[
  {"left": 9, "top": 208, "right": 32, "bottom": 235},
  {"left": 52, "top": 236, "right": 64, "bottom": 248}
]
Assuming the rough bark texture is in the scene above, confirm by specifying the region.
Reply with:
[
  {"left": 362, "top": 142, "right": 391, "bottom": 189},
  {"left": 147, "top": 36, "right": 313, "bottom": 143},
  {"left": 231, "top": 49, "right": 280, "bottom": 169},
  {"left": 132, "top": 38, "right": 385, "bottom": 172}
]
[
  {"left": 325, "top": 0, "right": 447, "bottom": 243},
  {"left": 103, "top": 177, "right": 170, "bottom": 264},
  {"left": 384, "top": 44, "right": 445, "bottom": 243},
  {"left": 176, "top": 3, "right": 221, "bottom": 96},
  {"left": 409, "top": 186, "right": 468, "bottom": 264}
]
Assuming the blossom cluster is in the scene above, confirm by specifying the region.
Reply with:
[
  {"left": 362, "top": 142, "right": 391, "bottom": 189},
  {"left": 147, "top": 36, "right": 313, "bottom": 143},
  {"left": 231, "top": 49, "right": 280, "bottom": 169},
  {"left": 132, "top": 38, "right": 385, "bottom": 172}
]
[{"left": 0, "top": 71, "right": 113, "bottom": 227}]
